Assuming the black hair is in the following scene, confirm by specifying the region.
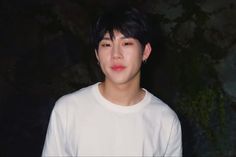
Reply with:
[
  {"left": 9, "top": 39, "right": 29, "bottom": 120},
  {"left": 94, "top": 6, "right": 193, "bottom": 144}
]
[{"left": 90, "top": 6, "right": 151, "bottom": 51}]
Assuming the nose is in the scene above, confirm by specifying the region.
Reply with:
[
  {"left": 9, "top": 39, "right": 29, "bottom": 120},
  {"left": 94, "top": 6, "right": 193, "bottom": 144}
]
[{"left": 112, "top": 44, "right": 123, "bottom": 59}]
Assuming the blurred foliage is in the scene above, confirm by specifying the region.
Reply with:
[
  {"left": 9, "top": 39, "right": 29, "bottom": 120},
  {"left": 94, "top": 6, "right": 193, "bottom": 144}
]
[{"left": 177, "top": 87, "right": 226, "bottom": 143}]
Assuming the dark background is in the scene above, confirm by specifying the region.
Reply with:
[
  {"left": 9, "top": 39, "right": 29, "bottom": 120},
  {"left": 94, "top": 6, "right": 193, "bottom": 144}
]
[{"left": 1, "top": 0, "right": 236, "bottom": 156}]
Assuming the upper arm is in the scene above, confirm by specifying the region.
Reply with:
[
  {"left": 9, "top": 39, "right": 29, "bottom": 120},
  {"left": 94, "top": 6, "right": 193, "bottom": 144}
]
[
  {"left": 42, "top": 101, "right": 68, "bottom": 156},
  {"left": 164, "top": 116, "right": 182, "bottom": 156}
]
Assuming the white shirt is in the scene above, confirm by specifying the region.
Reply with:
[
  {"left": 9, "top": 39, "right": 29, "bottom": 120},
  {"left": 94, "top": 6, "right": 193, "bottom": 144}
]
[{"left": 42, "top": 83, "right": 182, "bottom": 156}]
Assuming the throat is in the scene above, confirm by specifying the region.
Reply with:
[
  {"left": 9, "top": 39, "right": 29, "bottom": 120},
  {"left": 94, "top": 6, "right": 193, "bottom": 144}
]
[{"left": 98, "top": 82, "right": 145, "bottom": 106}]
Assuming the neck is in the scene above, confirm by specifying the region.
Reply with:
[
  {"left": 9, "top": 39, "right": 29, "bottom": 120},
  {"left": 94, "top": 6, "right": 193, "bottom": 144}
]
[{"left": 99, "top": 78, "right": 145, "bottom": 106}]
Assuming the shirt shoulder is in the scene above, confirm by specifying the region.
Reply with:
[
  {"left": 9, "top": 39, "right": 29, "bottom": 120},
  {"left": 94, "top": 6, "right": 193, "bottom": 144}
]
[
  {"left": 144, "top": 91, "right": 180, "bottom": 124},
  {"left": 53, "top": 83, "right": 97, "bottom": 112}
]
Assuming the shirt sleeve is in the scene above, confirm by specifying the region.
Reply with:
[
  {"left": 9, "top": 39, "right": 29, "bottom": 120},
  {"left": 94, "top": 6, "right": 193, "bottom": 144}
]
[
  {"left": 41, "top": 102, "right": 69, "bottom": 156},
  {"left": 164, "top": 116, "right": 183, "bottom": 156}
]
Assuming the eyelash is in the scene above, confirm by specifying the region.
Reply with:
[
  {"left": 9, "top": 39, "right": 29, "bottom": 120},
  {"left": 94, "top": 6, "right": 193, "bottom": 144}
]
[
  {"left": 123, "top": 42, "right": 133, "bottom": 46},
  {"left": 100, "top": 41, "right": 134, "bottom": 47},
  {"left": 101, "top": 43, "right": 111, "bottom": 47}
]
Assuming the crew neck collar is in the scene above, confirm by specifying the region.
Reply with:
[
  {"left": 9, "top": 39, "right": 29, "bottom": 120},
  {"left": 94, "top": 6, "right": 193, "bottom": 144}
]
[{"left": 92, "top": 82, "right": 150, "bottom": 113}]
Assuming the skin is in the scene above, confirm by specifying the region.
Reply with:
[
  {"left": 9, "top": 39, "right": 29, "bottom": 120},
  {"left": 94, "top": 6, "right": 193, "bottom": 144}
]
[{"left": 95, "top": 30, "right": 152, "bottom": 106}]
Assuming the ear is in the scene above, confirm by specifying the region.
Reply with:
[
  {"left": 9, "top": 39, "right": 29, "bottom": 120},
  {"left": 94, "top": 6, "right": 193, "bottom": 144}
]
[
  {"left": 142, "top": 43, "right": 152, "bottom": 61},
  {"left": 95, "top": 49, "right": 99, "bottom": 61}
]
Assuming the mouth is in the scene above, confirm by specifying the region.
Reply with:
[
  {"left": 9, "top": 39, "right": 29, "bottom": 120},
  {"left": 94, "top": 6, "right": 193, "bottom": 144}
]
[{"left": 111, "top": 65, "right": 126, "bottom": 71}]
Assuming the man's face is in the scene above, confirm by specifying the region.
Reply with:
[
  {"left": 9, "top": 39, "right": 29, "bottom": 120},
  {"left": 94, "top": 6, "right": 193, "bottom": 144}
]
[{"left": 95, "top": 31, "right": 151, "bottom": 85}]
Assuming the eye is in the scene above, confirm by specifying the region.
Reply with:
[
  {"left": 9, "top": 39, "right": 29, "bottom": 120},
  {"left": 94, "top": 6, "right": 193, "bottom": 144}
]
[
  {"left": 100, "top": 41, "right": 112, "bottom": 47},
  {"left": 101, "top": 43, "right": 111, "bottom": 47},
  {"left": 123, "top": 42, "right": 133, "bottom": 46}
]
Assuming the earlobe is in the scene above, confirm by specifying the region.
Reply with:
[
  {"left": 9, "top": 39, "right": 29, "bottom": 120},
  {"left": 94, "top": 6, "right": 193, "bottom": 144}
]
[{"left": 142, "top": 43, "right": 152, "bottom": 61}]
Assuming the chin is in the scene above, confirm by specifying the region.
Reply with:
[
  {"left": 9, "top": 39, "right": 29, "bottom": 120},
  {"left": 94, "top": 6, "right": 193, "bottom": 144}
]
[{"left": 107, "top": 77, "right": 129, "bottom": 85}]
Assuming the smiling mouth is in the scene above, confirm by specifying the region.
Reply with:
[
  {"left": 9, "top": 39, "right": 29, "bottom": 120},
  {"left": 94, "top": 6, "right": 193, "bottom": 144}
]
[{"left": 111, "top": 65, "right": 126, "bottom": 71}]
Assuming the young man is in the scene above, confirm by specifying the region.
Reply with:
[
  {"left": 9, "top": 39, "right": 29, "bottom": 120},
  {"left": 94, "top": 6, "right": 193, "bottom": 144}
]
[{"left": 42, "top": 7, "right": 182, "bottom": 156}]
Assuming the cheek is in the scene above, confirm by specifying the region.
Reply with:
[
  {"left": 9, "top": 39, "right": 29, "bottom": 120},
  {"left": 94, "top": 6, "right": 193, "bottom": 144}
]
[
  {"left": 125, "top": 53, "right": 143, "bottom": 68},
  {"left": 98, "top": 54, "right": 110, "bottom": 69},
  {"left": 97, "top": 51, "right": 109, "bottom": 61},
  {"left": 126, "top": 49, "right": 143, "bottom": 60}
]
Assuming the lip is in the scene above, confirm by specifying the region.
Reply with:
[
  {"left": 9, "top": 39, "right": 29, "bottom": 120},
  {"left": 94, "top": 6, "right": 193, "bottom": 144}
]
[{"left": 111, "top": 65, "right": 126, "bottom": 71}]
